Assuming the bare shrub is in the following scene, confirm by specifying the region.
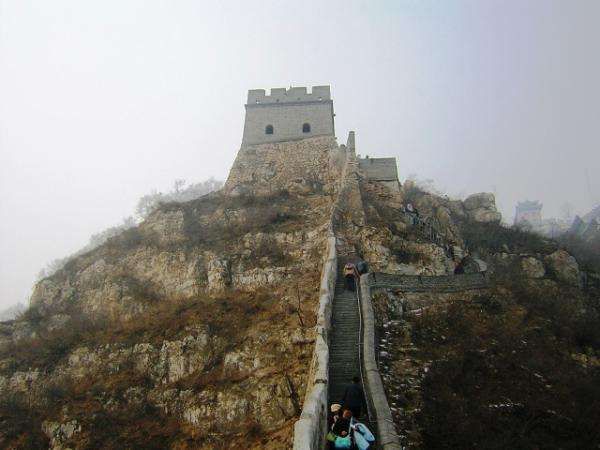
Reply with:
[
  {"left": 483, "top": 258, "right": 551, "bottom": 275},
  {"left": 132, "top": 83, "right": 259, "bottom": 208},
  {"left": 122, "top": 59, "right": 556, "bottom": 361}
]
[
  {"left": 411, "top": 277, "right": 600, "bottom": 449},
  {"left": 458, "top": 217, "right": 557, "bottom": 255},
  {"left": 0, "top": 393, "right": 48, "bottom": 449}
]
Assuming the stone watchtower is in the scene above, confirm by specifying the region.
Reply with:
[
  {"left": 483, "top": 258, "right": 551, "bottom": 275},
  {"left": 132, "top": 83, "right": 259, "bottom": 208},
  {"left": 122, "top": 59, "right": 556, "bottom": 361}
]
[
  {"left": 514, "top": 200, "right": 543, "bottom": 227},
  {"left": 241, "top": 86, "right": 335, "bottom": 146},
  {"left": 227, "top": 84, "right": 400, "bottom": 196}
]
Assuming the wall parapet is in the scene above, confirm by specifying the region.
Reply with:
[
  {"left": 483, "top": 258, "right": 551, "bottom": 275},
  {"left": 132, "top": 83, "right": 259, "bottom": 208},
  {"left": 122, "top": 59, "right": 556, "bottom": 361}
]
[
  {"left": 292, "top": 232, "right": 336, "bottom": 450},
  {"left": 359, "top": 274, "right": 402, "bottom": 449},
  {"left": 367, "top": 272, "right": 488, "bottom": 292},
  {"left": 247, "top": 86, "right": 331, "bottom": 105}
]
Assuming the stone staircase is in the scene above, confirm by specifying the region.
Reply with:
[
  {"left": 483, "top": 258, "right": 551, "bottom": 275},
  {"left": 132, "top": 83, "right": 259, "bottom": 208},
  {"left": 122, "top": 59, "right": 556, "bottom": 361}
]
[
  {"left": 328, "top": 243, "right": 376, "bottom": 438},
  {"left": 328, "top": 258, "right": 362, "bottom": 405}
]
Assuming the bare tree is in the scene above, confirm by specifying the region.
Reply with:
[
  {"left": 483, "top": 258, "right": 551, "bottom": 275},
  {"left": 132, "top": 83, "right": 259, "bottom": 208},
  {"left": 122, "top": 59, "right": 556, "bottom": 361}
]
[{"left": 295, "top": 283, "right": 305, "bottom": 328}]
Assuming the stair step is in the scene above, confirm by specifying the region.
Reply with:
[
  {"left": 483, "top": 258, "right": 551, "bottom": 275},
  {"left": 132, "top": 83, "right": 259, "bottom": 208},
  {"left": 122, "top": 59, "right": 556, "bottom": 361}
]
[{"left": 327, "top": 259, "right": 377, "bottom": 439}]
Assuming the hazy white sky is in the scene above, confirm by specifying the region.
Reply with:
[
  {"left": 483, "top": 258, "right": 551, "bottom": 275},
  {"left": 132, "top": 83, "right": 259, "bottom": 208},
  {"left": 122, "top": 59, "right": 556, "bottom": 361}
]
[{"left": 1, "top": 0, "right": 599, "bottom": 308}]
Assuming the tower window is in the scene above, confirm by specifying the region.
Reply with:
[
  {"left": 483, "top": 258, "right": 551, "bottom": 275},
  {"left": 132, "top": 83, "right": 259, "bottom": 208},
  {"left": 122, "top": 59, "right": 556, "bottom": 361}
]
[
  {"left": 265, "top": 125, "right": 274, "bottom": 135},
  {"left": 302, "top": 123, "right": 311, "bottom": 133}
]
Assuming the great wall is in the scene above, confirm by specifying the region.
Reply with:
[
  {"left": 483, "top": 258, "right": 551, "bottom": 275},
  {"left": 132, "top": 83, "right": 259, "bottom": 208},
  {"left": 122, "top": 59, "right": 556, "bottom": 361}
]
[
  {"left": 287, "top": 122, "right": 492, "bottom": 449},
  {"left": 225, "top": 85, "right": 504, "bottom": 448}
]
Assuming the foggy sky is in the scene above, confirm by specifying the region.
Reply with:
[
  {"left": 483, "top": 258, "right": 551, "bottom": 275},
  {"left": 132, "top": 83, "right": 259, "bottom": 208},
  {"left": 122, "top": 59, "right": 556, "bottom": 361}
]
[{"left": 1, "top": 0, "right": 599, "bottom": 308}]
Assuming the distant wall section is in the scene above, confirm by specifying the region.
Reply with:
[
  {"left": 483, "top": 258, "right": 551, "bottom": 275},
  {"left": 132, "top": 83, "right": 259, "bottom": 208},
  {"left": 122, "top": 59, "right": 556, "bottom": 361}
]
[{"left": 358, "top": 157, "right": 400, "bottom": 191}]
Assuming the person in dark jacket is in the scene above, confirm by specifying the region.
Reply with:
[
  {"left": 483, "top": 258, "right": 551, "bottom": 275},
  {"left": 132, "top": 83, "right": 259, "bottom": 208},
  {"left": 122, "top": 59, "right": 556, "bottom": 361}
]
[
  {"left": 331, "top": 408, "right": 353, "bottom": 437},
  {"left": 356, "top": 260, "right": 368, "bottom": 275},
  {"left": 341, "top": 376, "right": 367, "bottom": 419}
]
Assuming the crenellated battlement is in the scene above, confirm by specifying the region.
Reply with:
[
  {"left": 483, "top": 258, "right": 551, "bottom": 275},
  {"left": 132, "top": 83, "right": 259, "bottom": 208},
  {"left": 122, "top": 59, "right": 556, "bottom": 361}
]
[{"left": 247, "top": 86, "right": 331, "bottom": 106}]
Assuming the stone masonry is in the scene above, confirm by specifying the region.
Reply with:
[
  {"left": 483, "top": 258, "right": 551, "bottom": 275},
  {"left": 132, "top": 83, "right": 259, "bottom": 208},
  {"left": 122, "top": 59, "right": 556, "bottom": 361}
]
[{"left": 224, "top": 135, "right": 342, "bottom": 196}]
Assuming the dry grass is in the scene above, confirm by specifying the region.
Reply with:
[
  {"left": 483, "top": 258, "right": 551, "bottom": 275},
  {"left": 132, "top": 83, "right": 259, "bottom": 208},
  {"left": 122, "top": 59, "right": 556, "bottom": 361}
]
[
  {"left": 0, "top": 279, "right": 320, "bottom": 448},
  {"left": 406, "top": 280, "right": 600, "bottom": 449}
]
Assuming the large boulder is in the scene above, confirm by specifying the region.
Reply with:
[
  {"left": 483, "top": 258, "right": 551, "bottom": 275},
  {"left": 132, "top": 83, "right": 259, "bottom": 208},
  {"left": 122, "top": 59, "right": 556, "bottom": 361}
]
[
  {"left": 463, "top": 193, "right": 502, "bottom": 223},
  {"left": 520, "top": 256, "right": 545, "bottom": 279},
  {"left": 455, "top": 255, "right": 486, "bottom": 274},
  {"left": 544, "top": 250, "right": 580, "bottom": 286}
]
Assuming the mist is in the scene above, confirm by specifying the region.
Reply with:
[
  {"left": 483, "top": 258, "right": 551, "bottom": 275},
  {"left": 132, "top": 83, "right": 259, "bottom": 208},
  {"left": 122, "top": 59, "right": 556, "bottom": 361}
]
[{"left": 1, "top": 0, "right": 599, "bottom": 309}]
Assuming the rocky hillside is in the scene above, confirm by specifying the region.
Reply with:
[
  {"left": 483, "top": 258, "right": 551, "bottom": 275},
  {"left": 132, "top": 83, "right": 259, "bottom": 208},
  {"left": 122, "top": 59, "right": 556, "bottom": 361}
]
[
  {"left": 357, "top": 179, "right": 600, "bottom": 449},
  {"left": 0, "top": 136, "right": 342, "bottom": 449},
  {"left": 353, "top": 178, "right": 503, "bottom": 276},
  {"left": 2, "top": 130, "right": 598, "bottom": 449}
]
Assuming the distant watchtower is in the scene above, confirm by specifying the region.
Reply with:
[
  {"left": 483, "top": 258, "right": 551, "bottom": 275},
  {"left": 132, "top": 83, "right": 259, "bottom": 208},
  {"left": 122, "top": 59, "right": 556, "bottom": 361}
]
[
  {"left": 515, "top": 200, "right": 543, "bottom": 227},
  {"left": 241, "top": 86, "right": 335, "bottom": 146}
]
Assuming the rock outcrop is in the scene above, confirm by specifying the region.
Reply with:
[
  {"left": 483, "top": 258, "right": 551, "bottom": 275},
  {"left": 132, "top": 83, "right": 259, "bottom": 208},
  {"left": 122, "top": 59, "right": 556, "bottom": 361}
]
[
  {"left": 545, "top": 249, "right": 580, "bottom": 286},
  {"left": 520, "top": 256, "right": 546, "bottom": 278},
  {"left": 463, "top": 192, "right": 502, "bottom": 223}
]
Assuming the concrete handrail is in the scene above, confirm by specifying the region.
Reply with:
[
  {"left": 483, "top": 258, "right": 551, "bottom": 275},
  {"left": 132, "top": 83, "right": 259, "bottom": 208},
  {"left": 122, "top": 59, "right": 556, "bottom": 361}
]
[
  {"left": 360, "top": 274, "right": 402, "bottom": 449},
  {"left": 293, "top": 233, "right": 337, "bottom": 449}
]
